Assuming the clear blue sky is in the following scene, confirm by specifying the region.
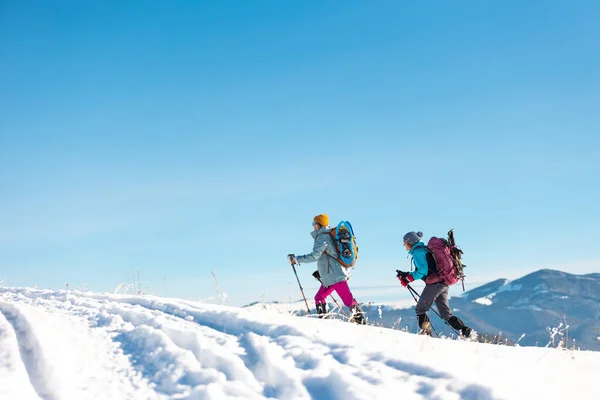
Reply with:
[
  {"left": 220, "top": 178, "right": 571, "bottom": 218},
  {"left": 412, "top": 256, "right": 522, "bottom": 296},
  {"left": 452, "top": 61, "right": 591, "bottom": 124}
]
[{"left": 1, "top": 1, "right": 599, "bottom": 305}]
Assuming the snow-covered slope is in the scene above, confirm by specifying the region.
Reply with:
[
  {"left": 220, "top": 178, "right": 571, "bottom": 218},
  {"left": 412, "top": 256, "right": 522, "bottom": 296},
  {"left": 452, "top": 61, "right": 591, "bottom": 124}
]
[{"left": 1, "top": 287, "right": 599, "bottom": 400}]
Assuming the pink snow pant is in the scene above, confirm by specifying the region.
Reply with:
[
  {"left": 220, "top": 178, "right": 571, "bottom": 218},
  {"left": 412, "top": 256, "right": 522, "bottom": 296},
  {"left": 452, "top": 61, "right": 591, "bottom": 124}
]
[{"left": 314, "top": 280, "right": 357, "bottom": 308}]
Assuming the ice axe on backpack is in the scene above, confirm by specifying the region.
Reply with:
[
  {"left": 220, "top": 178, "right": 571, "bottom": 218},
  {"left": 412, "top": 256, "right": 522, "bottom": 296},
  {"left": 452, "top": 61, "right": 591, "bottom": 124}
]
[
  {"left": 447, "top": 229, "right": 467, "bottom": 291},
  {"left": 290, "top": 261, "right": 311, "bottom": 314},
  {"left": 311, "top": 270, "right": 348, "bottom": 318}
]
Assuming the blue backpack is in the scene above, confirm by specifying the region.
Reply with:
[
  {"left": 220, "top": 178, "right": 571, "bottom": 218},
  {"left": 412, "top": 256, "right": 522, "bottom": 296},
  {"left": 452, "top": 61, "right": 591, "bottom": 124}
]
[{"left": 327, "top": 221, "right": 358, "bottom": 268}]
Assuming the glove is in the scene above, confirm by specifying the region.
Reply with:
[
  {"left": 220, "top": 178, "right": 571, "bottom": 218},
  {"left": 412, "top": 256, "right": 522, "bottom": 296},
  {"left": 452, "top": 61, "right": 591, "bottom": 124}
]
[
  {"left": 287, "top": 254, "right": 297, "bottom": 265},
  {"left": 396, "top": 270, "right": 414, "bottom": 287},
  {"left": 312, "top": 270, "right": 321, "bottom": 280},
  {"left": 396, "top": 270, "right": 409, "bottom": 280}
]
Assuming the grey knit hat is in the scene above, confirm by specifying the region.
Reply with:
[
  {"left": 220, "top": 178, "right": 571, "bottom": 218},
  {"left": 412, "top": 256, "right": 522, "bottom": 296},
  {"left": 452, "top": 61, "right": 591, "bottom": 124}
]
[{"left": 403, "top": 231, "right": 424, "bottom": 246}]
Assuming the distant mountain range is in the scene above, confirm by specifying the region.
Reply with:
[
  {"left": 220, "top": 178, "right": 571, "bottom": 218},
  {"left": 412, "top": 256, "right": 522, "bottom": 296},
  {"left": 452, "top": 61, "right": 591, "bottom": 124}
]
[{"left": 357, "top": 269, "right": 600, "bottom": 350}]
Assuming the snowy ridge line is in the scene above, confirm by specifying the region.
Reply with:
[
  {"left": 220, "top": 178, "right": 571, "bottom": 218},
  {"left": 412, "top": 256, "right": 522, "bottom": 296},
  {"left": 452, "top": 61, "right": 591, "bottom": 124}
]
[
  {"left": 68, "top": 291, "right": 496, "bottom": 400},
  {"left": 0, "top": 301, "right": 57, "bottom": 400},
  {"left": 76, "top": 291, "right": 312, "bottom": 340}
]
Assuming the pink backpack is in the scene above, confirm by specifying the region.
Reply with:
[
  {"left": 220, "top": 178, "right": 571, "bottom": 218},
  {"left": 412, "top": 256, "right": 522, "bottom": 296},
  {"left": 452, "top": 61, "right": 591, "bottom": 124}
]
[{"left": 424, "top": 230, "right": 466, "bottom": 288}]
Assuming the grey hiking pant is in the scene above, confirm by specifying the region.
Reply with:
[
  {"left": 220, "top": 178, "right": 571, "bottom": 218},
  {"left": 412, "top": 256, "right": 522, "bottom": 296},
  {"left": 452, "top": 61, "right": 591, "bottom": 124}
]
[{"left": 415, "top": 282, "right": 453, "bottom": 321}]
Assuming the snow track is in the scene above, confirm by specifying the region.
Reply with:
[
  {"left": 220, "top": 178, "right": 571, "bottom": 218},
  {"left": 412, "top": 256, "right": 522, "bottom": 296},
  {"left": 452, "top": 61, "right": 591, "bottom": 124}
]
[
  {"left": 0, "top": 290, "right": 158, "bottom": 400},
  {"left": 0, "top": 302, "right": 57, "bottom": 400},
  {"left": 52, "top": 291, "right": 495, "bottom": 399},
  {"left": 1, "top": 287, "right": 599, "bottom": 400},
  {"left": 102, "top": 295, "right": 497, "bottom": 400},
  {"left": 0, "top": 304, "right": 42, "bottom": 400}
]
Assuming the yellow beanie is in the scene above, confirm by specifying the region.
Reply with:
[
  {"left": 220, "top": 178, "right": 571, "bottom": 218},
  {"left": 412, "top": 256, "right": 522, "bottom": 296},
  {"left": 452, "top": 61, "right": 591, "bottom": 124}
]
[{"left": 313, "top": 214, "right": 329, "bottom": 227}]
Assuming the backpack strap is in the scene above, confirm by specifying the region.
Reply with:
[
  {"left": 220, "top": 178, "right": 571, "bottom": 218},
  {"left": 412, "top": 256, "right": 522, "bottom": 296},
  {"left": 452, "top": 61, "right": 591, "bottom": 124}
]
[
  {"left": 421, "top": 246, "right": 443, "bottom": 284},
  {"left": 323, "top": 230, "right": 347, "bottom": 268}
]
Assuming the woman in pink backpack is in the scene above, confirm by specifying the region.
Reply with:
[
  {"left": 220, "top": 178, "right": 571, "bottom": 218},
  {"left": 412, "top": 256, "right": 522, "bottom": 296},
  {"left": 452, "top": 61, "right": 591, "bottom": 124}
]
[{"left": 397, "top": 231, "right": 473, "bottom": 338}]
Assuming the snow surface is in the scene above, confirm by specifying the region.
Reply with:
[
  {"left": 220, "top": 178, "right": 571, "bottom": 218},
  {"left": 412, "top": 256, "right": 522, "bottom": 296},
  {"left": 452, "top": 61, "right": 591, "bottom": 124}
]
[
  {"left": 467, "top": 282, "right": 523, "bottom": 307},
  {"left": 497, "top": 283, "right": 522, "bottom": 293},
  {"left": 1, "top": 287, "right": 599, "bottom": 400},
  {"left": 473, "top": 297, "right": 493, "bottom": 306}
]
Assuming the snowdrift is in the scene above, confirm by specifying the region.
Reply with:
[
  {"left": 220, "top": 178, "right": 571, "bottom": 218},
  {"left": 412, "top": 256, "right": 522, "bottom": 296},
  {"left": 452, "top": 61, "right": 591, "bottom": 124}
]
[{"left": 1, "top": 287, "right": 598, "bottom": 400}]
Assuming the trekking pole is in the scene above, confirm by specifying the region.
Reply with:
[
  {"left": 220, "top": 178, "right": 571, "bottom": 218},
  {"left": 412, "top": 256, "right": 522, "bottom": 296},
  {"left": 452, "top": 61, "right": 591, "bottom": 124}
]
[
  {"left": 313, "top": 275, "right": 348, "bottom": 318},
  {"left": 291, "top": 262, "right": 311, "bottom": 314},
  {"left": 406, "top": 283, "right": 460, "bottom": 336}
]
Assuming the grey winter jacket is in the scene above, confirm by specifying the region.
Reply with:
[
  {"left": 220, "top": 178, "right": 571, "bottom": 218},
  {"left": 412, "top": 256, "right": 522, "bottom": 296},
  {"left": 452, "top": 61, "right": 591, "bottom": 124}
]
[{"left": 296, "top": 226, "right": 351, "bottom": 288}]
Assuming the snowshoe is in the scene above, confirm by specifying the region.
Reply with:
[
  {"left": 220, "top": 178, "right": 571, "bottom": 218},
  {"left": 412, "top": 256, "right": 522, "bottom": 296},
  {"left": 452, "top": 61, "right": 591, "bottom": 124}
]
[
  {"left": 349, "top": 304, "right": 366, "bottom": 325},
  {"left": 461, "top": 328, "right": 478, "bottom": 341}
]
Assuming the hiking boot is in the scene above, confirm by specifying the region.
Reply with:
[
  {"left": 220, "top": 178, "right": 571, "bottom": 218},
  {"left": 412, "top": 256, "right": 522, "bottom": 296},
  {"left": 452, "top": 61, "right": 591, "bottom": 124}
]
[
  {"left": 418, "top": 321, "right": 432, "bottom": 336},
  {"left": 316, "top": 303, "right": 328, "bottom": 318},
  {"left": 448, "top": 316, "right": 466, "bottom": 330},
  {"left": 417, "top": 314, "right": 432, "bottom": 336},
  {"left": 447, "top": 316, "right": 475, "bottom": 339},
  {"left": 350, "top": 304, "right": 365, "bottom": 325}
]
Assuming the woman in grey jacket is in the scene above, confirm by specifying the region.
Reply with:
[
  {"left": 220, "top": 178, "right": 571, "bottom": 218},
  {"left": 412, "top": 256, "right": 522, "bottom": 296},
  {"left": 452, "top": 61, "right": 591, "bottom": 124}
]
[{"left": 288, "top": 214, "right": 365, "bottom": 324}]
